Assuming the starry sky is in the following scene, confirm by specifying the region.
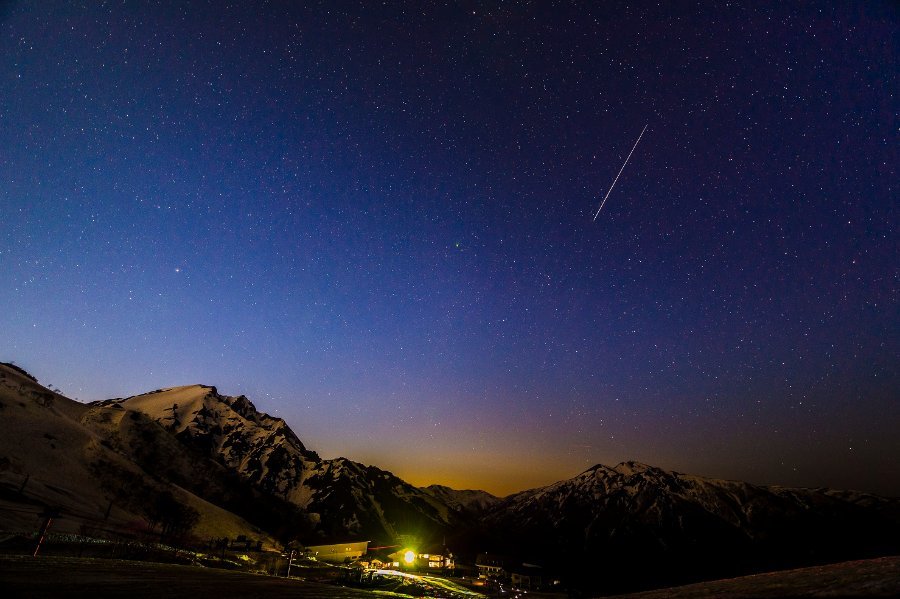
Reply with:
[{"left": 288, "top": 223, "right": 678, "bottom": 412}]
[{"left": 1, "top": 1, "right": 897, "bottom": 497}]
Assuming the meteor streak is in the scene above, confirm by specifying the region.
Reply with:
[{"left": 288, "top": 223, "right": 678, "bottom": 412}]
[{"left": 593, "top": 123, "right": 649, "bottom": 221}]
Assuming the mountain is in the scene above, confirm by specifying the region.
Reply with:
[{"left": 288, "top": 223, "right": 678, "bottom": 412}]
[
  {"left": 422, "top": 484, "right": 502, "bottom": 516},
  {"left": 0, "top": 365, "right": 466, "bottom": 548},
  {"left": 4, "top": 362, "right": 899, "bottom": 595},
  {"left": 93, "top": 385, "right": 468, "bottom": 544},
  {"left": 0, "top": 363, "right": 279, "bottom": 547},
  {"left": 481, "top": 461, "right": 900, "bottom": 593}
]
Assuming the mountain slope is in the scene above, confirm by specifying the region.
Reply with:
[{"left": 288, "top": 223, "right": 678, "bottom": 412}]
[
  {"left": 422, "top": 484, "right": 501, "bottom": 516},
  {"left": 482, "top": 461, "right": 900, "bottom": 593},
  {"left": 96, "top": 385, "right": 469, "bottom": 544},
  {"left": 5, "top": 362, "right": 898, "bottom": 595},
  {"left": 0, "top": 363, "right": 277, "bottom": 546}
]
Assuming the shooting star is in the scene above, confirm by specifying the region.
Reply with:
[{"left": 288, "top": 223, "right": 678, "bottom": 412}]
[{"left": 592, "top": 123, "right": 649, "bottom": 221}]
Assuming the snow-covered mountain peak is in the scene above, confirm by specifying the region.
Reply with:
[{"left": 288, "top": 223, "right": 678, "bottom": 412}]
[
  {"left": 90, "top": 384, "right": 467, "bottom": 543},
  {"left": 423, "top": 484, "right": 501, "bottom": 514},
  {"left": 612, "top": 460, "right": 656, "bottom": 475}
]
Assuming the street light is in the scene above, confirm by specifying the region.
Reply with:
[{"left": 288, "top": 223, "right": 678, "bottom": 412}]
[{"left": 403, "top": 550, "right": 415, "bottom": 564}]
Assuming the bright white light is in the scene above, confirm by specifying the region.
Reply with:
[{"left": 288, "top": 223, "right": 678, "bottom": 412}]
[{"left": 403, "top": 550, "right": 415, "bottom": 564}]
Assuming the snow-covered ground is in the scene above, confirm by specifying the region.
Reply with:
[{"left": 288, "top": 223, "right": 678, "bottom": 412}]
[{"left": 606, "top": 556, "right": 900, "bottom": 598}]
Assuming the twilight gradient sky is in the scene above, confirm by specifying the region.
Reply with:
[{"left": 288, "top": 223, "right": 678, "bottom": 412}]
[{"left": 1, "top": 1, "right": 897, "bottom": 496}]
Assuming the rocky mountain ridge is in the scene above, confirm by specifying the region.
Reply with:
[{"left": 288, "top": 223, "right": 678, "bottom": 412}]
[
  {"left": 0, "top": 364, "right": 284, "bottom": 547},
  {"left": 481, "top": 460, "right": 900, "bottom": 593},
  {"left": 3, "top": 363, "right": 899, "bottom": 594},
  {"left": 423, "top": 484, "right": 502, "bottom": 514},
  {"left": 93, "top": 384, "right": 467, "bottom": 543}
]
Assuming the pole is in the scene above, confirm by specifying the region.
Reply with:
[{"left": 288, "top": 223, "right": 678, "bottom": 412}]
[{"left": 286, "top": 549, "right": 295, "bottom": 578}]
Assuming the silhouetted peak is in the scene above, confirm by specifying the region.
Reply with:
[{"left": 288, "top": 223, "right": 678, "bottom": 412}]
[{"left": 0, "top": 362, "right": 38, "bottom": 382}]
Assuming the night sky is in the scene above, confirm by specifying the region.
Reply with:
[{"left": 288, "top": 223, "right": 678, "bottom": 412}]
[{"left": 2, "top": 1, "right": 897, "bottom": 496}]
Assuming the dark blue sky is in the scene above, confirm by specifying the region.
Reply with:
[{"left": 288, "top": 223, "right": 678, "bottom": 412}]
[{"left": 2, "top": 1, "right": 897, "bottom": 495}]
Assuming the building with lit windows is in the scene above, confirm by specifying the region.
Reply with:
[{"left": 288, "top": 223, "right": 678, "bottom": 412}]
[
  {"left": 476, "top": 553, "right": 512, "bottom": 579},
  {"left": 387, "top": 546, "right": 455, "bottom": 571}
]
